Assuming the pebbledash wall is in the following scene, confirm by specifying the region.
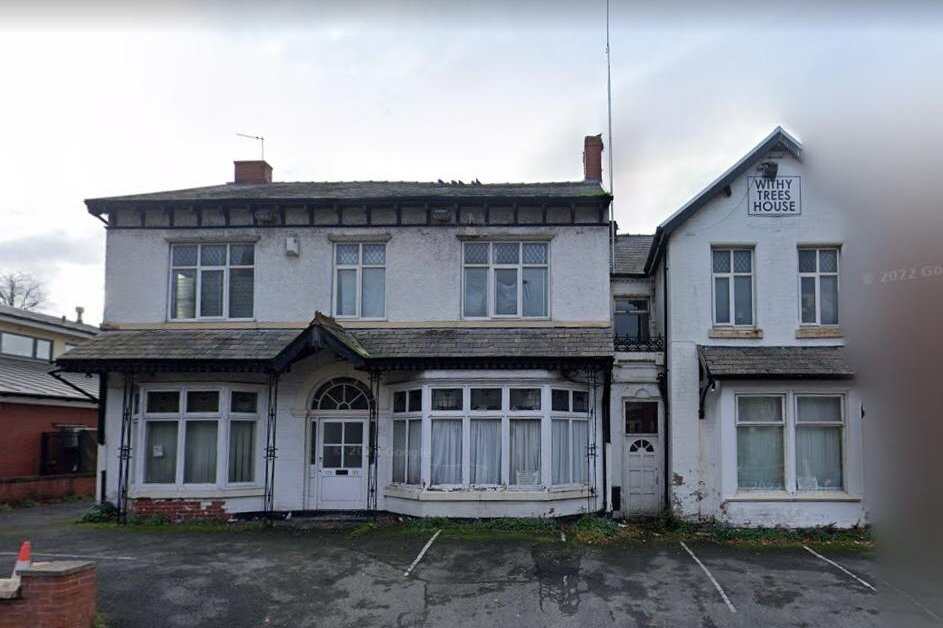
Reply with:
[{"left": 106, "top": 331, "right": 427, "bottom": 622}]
[{"left": 662, "top": 141, "right": 866, "bottom": 528}]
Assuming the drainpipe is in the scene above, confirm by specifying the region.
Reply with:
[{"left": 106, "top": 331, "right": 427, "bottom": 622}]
[{"left": 662, "top": 249, "right": 672, "bottom": 513}]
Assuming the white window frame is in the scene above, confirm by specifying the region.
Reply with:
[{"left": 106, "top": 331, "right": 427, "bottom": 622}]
[
  {"left": 168, "top": 243, "right": 255, "bottom": 321},
  {"left": 734, "top": 394, "right": 786, "bottom": 491},
  {"left": 798, "top": 247, "right": 840, "bottom": 326},
  {"left": 711, "top": 247, "right": 755, "bottom": 327},
  {"left": 332, "top": 242, "right": 387, "bottom": 320},
  {"left": 734, "top": 392, "right": 847, "bottom": 495},
  {"left": 794, "top": 393, "right": 845, "bottom": 492},
  {"left": 392, "top": 382, "right": 591, "bottom": 492},
  {"left": 550, "top": 389, "right": 591, "bottom": 488},
  {"left": 461, "top": 241, "right": 550, "bottom": 320},
  {"left": 137, "top": 384, "right": 264, "bottom": 491},
  {"left": 392, "top": 387, "right": 423, "bottom": 486}
]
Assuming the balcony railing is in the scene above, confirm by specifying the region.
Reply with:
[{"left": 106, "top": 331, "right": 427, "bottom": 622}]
[{"left": 613, "top": 335, "right": 665, "bottom": 352}]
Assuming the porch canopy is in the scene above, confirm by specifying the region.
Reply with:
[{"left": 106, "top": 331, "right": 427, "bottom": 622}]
[
  {"left": 698, "top": 345, "right": 855, "bottom": 381},
  {"left": 55, "top": 313, "right": 614, "bottom": 375}
]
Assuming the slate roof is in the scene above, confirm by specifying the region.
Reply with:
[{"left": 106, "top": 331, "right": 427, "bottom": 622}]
[
  {"left": 0, "top": 356, "right": 98, "bottom": 401},
  {"left": 612, "top": 234, "right": 654, "bottom": 275},
  {"left": 56, "top": 325, "right": 614, "bottom": 371},
  {"left": 698, "top": 345, "right": 854, "bottom": 379},
  {"left": 0, "top": 304, "right": 100, "bottom": 337},
  {"left": 86, "top": 181, "right": 609, "bottom": 210}
]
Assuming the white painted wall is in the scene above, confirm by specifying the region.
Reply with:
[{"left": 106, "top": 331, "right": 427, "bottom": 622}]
[
  {"left": 661, "top": 150, "right": 865, "bottom": 527},
  {"left": 103, "top": 225, "right": 611, "bottom": 326}
]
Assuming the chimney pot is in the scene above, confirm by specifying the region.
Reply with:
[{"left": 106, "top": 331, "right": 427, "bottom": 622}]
[
  {"left": 75, "top": 306, "right": 84, "bottom": 324},
  {"left": 583, "top": 134, "right": 604, "bottom": 182},
  {"left": 234, "top": 160, "right": 273, "bottom": 184}
]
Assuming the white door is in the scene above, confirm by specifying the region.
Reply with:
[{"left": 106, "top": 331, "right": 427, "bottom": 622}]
[
  {"left": 310, "top": 418, "right": 367, "bottom": 510},
  {"left": 623, "top": 400, "right": 662, "bottom": 516}
]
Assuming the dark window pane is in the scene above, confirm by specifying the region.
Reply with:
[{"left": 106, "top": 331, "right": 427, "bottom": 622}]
[
  {"left": 734, "top": 276, "right": 753, "bottom": 325},
  {"left": 821, "top": 276, "right": 839, "bottom": 324},
  {"left": 186, "top": 390, "right": 219, "bottom": 413},
  {"left": 733, "top": 250, "right": 752, "bottom": 273},
  {"left": 432, "top": 388, "right": 463, "bottom": 411},
  {"left": 798, "top": 249, "right": 817, "bottom": 273},
  {"left": 625, "top": 402, "right": 658, "bottom": 434},
  {"left": 572, "top": 391, "right": 589, "bottom": 413},
  {"left": 172, "top": 245, "right": 197, "bottom": 267},
  {"left": 231, "top": 391, "right": 258, "bottom": 414},
  {"left": 393, "top": 391, "right": 407, "bottom": 413},
  {"left": 712, "top": 249, "right": 730, "bottom": 273},
  {"left": 229, "top": 268, "right": 254, "bottom": 318},
  {"left": 510, "top": 388, "right": 541, "bottom": 411},
  {"left": 552, "top": 389, "right": 570, "bottom": 412},
  {"left": 343, "top": 445, "right": 363, "bottom": 469},
  {"left": 322, "top": 422, "right": 342, "bottom": 444},
  {"left": 147, "top": 391, "right": 180, "bottom": 414},
  {"left": 408, "top": 389, "right": 423, "bottom": 413},
  {"left": 322, "top": 445, "right": 342, "bottom": 468},
  {"left": 200, "top": 270, "right": 224, "bottom": 317},
  {"left": 714, "top": 277, "right": 730, "bottom": 323},
  {"left": 229, "top": 244, "right": 255, "bottom": 266},
  {"left": 309, "top": 423, "right": 317, "bottom": 464},
  {"left": 470, "top": 388, "right": 501, "bottom": 411},
  {"left": 801, "top": 277, "right": 817, "bottom": 323},
  {"left": 200, "top": 244, "right": 227, "bottom": 266},
  {"left": 819, "top": 250, "right": 838, "bottom": 273},
  {"left": 344, "top": 422, "right": 363, "bottom": 444}
]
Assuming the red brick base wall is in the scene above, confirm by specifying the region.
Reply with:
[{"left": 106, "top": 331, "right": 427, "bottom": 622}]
[
  {"left": 0, "top": 402, "right": 97, "bottom": 478},
  {"left": 131, "top": 498, "right": 227, "bottom": 522},
  {"left": 0, "top": 562, "right": 97, "bottom": 628},
  {"left": 0, "top": 473, "right": 95, "bottom": 504}
]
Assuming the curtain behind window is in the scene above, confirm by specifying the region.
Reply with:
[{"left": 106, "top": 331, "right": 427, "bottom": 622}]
[
  {"left": 522, "top": 267, "right": 547, "bottom": 317},
  {"left": 572, "top": 421, "right": 589, "bottom": 484},
  {"left": 431, "top": 420, "right": 462, "bottom": 484},
  {"left": 510, "top": 420, "right": 540, "bottom": 485},
  {"left": 551, "top": 420, "right": 569, "bottom": 484},
  {"left": 184, "top": 421, "right": 218, "bottom": 483},
  {"left": 145, "top": 422, "right": 178, "bottom": 483},
  {"left": 796, "top": 428, "right": 842, "bottom": 490},
  {"left": 470, "top": 419, "right": 501, "bottom": 484},
  {"left": 407, "top": 421, "right": 421, "bottom": 485},
  {"left": 737, "top": 426, "right": 784, "bottom": 489},
  {"left": 393, "top": 421, "right": 406, "bottom": 483},
  {"left": 228, "top": 421, "right": 255, "bottom": 483}
]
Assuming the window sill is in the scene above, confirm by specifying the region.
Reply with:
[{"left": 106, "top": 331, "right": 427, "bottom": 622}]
[
  {"left": 384, "top": 484, "right": 591, "bottom": 502},
  {"left": 796, "top": 326, "right": 843, "bottom": 339},
  {"left": 129, "top": 486, "right": 264, "bottom": 500},
  {"left": 709, "top": 327, "right": 763, "bottom": 339},
  {"left": 725, "top": 491, "right": 859, "bottom": 503}
]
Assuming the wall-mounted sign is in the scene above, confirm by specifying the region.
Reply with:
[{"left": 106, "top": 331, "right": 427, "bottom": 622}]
[{"left": 747, "top": 176, "right": 801, "bottom": 216}]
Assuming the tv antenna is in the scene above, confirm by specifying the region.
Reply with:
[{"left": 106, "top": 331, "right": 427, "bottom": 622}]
[{"left": 236, "top": 133, "right": 265, "bottom": 160}]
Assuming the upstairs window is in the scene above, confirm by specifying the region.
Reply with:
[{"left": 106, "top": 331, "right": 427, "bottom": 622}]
[
  {"left": 463, "top": 242, "right": 549, "bottom": 318},
  {"left": 712, "top": 248, "right": 754, "bottom": 326},
  {"left": 799, "top": 248, "right": 839, "bottom": 325},
  {"left": 0, "top": 332, "right": 52, "bottom": 360},
  {"left": 334, "top": 243, "right": 386, "bottom": 319},
  {"left": 614, "top": 298, "right": 650, "bottom": 341},
  {"left": 170, "top": 243, "right": 254, "bottom": 320}
]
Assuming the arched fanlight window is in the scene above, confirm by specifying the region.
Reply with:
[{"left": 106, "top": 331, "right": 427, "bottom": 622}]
[
  {"left": 312, "top": 377, "right": 373, "bottom": 411},
  {"left": 628, "top": 439, "right": 654, "bottom": 453}
]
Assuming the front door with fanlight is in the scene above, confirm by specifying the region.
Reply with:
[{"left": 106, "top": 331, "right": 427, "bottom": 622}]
[
  {"left": 312, "top": 418, "right": 367, "bottom": 510},
  {"left": 623, "top": 400, "right": 663, "bottom": 516}
]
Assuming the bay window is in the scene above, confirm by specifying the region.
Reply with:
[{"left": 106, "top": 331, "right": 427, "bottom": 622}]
[
  {"left": 712, "top": 248, "right": 753, "bottom": 326},
  {"left": 431, "top": 419, "right": 463, "bottom": 485},
  {"left": 334, "top": 242, "right": 386, "bottom": 319},
  {"left": 170, "top": 243, "right": 254, "bottom": 320},
  {"left": 735, "top": 392, "right": 846, "bottom": 494},
  {"left": 551, "top": 389, "right": 590, "bottom": 486},
  {"left": 140, "top": 385, "right": 261, "bottom": 489},
  {"left": 799, "top": 248, "right": 839, "bottom": 325},
  {"left": 463, "top": 242, "right": 549, "bottom": 318},
  {"left": 392, "top": 388, "right": 422, "bottom": 485}
]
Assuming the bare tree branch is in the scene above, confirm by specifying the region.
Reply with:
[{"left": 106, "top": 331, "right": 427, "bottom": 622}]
[{"left": 0, "top": 272, "right": 47, "bottom": 311}]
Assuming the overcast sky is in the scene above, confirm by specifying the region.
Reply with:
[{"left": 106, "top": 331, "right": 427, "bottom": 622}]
[{"left": 1, "top": 2, "right": 941, "bottom": 325}]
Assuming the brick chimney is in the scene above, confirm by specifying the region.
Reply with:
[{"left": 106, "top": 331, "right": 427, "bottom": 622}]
[
  {"left": 234, "top": 160, "right": 273, "bottom": 184},
  {"left": 583, "top": 134, "right": 604, "bottom": 182}
]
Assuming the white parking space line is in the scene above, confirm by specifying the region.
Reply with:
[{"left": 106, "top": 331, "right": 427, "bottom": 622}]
[
  {"left": 403, "top": 529, "right": 441, "bottom": 577},
  {"left": 802, "top": 545, "right": 876, "bottom": 592},
  {"left": 680, "top": 541, "right": 737, "bottom": 613},
  {"left": 0, "top": 551, "right": 137, "bottom": 561}
]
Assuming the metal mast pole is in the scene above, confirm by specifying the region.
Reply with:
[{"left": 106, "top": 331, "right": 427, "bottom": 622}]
[{"left": 606, "top": 0, "right": 615, "bottom": 270}]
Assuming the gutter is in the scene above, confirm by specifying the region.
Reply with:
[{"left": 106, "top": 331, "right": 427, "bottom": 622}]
[{"left": 47, "top": 369, "right": 99, "bottom": 404}]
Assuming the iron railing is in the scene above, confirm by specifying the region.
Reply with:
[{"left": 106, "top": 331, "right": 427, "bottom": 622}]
[{"left": 613, "top": 335, "right": 665, "bottom": 352}]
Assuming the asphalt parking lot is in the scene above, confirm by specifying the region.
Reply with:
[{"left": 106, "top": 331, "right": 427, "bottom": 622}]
[{"left": 0, "top": 501, "right": 939, "bottom": 627}]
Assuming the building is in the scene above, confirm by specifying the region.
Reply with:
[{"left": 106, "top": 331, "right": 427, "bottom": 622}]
[
  {"left": 609, "top": 127, "right": 863, "bottom": 528},
  {"left": 58, "top": 128, "right": 865, "bottom": 527},
  {"left": 57, "top": 136, "right": 615, "bottom": 521},
  {"left": 0, "top": 304, "right": 100, "bottom": 502}
]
